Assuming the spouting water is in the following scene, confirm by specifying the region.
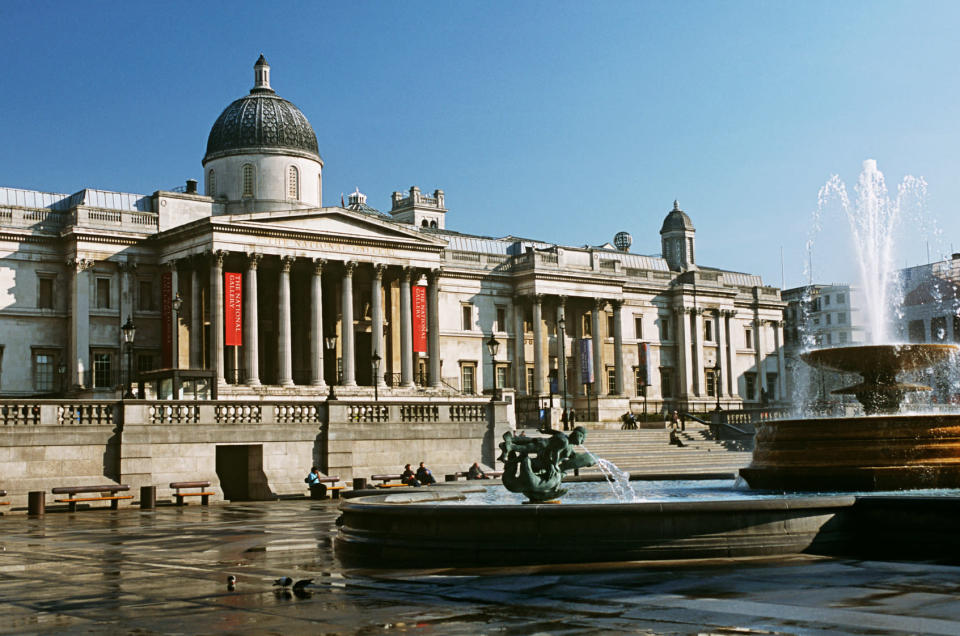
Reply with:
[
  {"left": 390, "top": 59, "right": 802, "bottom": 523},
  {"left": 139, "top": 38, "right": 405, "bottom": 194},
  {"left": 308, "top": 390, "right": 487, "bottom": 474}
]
[
  {"left": 816, "top": 159, "right": 927, "bottom": 344},
  {"left": 585, "top": 449, "right": 638, "bottom": 502}
]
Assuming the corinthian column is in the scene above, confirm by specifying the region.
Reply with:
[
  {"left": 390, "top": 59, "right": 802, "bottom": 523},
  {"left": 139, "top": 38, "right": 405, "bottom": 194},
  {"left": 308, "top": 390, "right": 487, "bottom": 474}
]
[
  {"left": 245, "top": 253, "right": 261, "bottom": 386},
  {"left": 427, "top": 269, "right": 441, "bottom": 388},
  {"left": 190, "top": 260, "right": 202, "bottom": 369},
  {"left": 514, "top": 296, "right": 526, "bottom": 395},
  {"left": 277, "top": 256, "right": 294, "bottom": 387},
  {"left": 68, "top": 257, "right": 94, "bottom": 388},
  {"left": 592, "top": 299, "right": 604, "bottom": 394},
  {"left": 532, "top": 295, "right": 544, "bottom": 395},
  {"left": 612, "top": 300, "right": 624, "bottom": 395},
  {"left": 399, "top": 268, "right": 414, "bottom": 387},
  {"left": 341, "top": 261, "right": 357, "bottom": 387},
  {"left": 211, "top": 250, "right": 226, "bottom": 385},
  {"left": 310, "top": 258, "right": 326, "bottom": 389},
  {"left": 371, "top": 264, "right": 386, "bottom": 388}
]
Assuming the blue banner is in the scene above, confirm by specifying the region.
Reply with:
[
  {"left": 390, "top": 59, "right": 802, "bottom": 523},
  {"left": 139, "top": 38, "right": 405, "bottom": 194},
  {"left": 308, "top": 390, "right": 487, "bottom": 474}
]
[
  {"left": 579, "top": 339, "right": 594, "bottom": 384},
  {"left": 638, "top": 342, "right": 651, "bottom": 386}
]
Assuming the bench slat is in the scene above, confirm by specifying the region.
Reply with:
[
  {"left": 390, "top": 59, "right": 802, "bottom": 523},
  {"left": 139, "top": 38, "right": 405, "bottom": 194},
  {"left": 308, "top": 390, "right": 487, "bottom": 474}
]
[
  {"left": 176, "top": 492, "right": 215, "bottom": 497},
  {"left": 169, "top": 481, "right": 211, "bottom": 489},
  {"left": 52, "top": 485, "right": 130, "bottom": 495},
  {"left": 55, "top": 496, "right": 133, "bottom": 503}
]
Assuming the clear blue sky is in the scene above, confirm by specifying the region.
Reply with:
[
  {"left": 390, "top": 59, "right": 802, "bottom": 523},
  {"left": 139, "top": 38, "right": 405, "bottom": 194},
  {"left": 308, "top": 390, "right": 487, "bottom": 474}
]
[{"left": 3, "top": 1, "right": 959, "bottom": 289}]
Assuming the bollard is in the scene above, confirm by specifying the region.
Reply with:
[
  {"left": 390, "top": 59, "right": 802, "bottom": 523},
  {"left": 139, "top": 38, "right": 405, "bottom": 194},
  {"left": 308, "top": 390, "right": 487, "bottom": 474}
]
[
  {"left": 352, "top": 477, "right": 367, "bottom": 491},
  {"left": 28, "top": 491, "right": 45, "bottom": 517},
  {"left": 445, "top": 474, "right": 457, "bottom": 482},
  {"left": 140, "top": 485, "right": 156, "bottom": 510}
]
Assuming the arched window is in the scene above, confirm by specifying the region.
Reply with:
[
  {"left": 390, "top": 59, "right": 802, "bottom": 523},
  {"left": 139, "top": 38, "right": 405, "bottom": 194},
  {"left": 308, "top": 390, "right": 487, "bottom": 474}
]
[
  {"left": 430, "top": 220, "right": 438, "bottom": 228},
  {"left": 288, "top": 165, "right": 299, "bottom": 199},
  {"left": 242, "top": 164, "right": 255, "bottom": 197},
  {"left": 421, "top": 219, "right": 429, "bottom": 227},
  {"left": 207, "top": 169, "right": 216, "bottom": 196}
]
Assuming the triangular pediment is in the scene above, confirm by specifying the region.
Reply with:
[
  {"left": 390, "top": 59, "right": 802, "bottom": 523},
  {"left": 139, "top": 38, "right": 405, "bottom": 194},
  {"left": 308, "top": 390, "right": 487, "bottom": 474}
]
[{"left": 224, "top": 207, "right": 445, "bottom": 246}]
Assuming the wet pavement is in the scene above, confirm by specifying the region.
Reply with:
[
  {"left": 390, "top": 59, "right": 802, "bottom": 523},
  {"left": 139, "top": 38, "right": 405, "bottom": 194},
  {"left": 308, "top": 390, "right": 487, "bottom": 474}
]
[{"left": 2, "top": 500, "right": 960, "bottom": 634}]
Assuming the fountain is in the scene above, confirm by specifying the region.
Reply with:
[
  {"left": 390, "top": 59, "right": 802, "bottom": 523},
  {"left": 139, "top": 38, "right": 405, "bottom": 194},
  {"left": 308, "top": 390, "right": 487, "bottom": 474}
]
[{"left": 336, "top": 160, "right": 960, "bottom": 567}]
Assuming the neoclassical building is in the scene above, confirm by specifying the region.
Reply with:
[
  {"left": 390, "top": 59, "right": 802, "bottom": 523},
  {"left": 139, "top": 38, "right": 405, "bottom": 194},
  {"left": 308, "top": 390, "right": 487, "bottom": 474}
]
[{"left": 0, "top": 56, "right": 786, "bottom": 422}]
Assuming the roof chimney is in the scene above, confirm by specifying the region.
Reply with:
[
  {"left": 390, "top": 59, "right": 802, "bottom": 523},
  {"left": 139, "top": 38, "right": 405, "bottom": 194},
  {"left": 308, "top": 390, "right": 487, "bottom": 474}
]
[{"left": 185, "top": 179, "right": 198, "bottom": 194}]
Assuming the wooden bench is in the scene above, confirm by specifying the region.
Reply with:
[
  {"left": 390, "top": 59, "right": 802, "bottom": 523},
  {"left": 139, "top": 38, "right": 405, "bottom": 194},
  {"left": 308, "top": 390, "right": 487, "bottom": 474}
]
[
  {"left": 370, "top": 474, "right": 408, "bottom": 488},
  {"left": 169, "top": 481, "right": 214, "bottom": 506},
  {"left": 51, "top": 484, "right": 132, "bottom": 512},
  {"left": 308, "top": 476, "right": 344, "bottom": 499},
  {"left": 456, "top": 470, "right": 504, "bottom": 480}
]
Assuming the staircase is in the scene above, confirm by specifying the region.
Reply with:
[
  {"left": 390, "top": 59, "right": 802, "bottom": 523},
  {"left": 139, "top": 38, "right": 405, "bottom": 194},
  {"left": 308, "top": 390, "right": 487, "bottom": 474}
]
[{"left": 575, "top": 422, "right": 755, "bottom": 477}]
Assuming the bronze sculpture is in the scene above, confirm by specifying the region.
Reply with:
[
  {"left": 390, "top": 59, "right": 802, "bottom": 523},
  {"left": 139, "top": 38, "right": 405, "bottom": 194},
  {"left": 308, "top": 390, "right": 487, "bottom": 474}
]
[{"left": 498, "top": 426, "right": 596, "bottom": 502}]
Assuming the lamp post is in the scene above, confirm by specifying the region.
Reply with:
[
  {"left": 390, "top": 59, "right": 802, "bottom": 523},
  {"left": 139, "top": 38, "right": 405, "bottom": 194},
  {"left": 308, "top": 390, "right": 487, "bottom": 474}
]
[
  {"left": 121, "top": 316, "right": 136, "bottom": 399},
  {"left": 325, "top": 334, "right": 338, "bottom": 400},
  {"left": 558, "top": 317, "right": 567, "bottom": 415},
  {"left": 713, "top": 359, "right": 722, "bottom": 412},
  {"left": 371, "top": 350, "right": 381, "bottom": 401},
  {"left": 486, "top": 335, "right": 499, "bottom": 399}
]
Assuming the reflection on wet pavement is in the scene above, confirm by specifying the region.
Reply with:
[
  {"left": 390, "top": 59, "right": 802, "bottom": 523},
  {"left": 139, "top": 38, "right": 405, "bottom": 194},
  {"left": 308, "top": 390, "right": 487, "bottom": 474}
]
[{"left": 2, "top": 500, "right": 960, "bottom": 633}]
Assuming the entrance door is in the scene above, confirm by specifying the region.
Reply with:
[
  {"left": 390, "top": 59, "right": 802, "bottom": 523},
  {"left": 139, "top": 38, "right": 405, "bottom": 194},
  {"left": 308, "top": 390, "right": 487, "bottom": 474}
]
[{"left": 216, "top": 445, "right": 267, "bottom": 501}]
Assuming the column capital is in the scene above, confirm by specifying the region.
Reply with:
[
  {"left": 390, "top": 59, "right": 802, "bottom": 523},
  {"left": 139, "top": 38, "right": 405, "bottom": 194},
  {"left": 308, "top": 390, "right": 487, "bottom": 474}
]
[
  {"left": 401, "top": 266, "right": 414, "bottom": 282},
  {"left": 344, "top": 260, "right": 357, "bottom": 276},
  {"left": 118, "top": 261, "right": 137, "bottom": 274},
  {"left": 556, "top": 294, "right": 567, "bottom": 307},
  {"left": 67, "top": 258, "right": 95, "bottom": 272},
  {"left": 721, "top": 308, "right": 737, "bottom": 318},
  {"left": 593, "top": 297, "right": 606, "bottom": 311},
  {"left": 163, "top": 261, "right": 177, "bottom": 273},
  {"left": 671, "top": 306, "right": 686, "bottom": 316},
  {"left": 247, "top": 253, "right": 263, "bottom": 270},
  {"left": 610, "top": 299, "right": 623, "bottom": 311},
  {"left": 427, "top": 268, "right": 441, "bottom": 283},
  {"left": 532, "top": 293, "right": 544, "bottom": 305},
  {"left": 692, "top": 307, "right": 705, "bottom": 316},
  {"left": 372, "top": 263, "right": 386, "bottom": 279},
  {"left": 312, "top": 257, "right": 326, "bottom": 275},
  {"left": 280, "top": 255, "right": 294, "bottom": 273},
  {"left": 210, "top": 250, "right": 227, "bottom": 268}
]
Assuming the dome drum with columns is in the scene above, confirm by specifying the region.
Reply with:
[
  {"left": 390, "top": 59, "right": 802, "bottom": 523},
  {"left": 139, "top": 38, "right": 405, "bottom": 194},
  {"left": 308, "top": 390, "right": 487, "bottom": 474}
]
[{"left": 203, "top": 56, "right": 324, "bottom": 213}]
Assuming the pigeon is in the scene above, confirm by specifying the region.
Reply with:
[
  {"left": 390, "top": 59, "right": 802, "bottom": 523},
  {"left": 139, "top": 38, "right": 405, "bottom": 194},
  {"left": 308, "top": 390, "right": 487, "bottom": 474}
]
[
  {"left": 292, "top": 578, "right": 313, "bottom": 591},
  {"left": 273, "top": 576, "right": 293, "bottom": 588}
]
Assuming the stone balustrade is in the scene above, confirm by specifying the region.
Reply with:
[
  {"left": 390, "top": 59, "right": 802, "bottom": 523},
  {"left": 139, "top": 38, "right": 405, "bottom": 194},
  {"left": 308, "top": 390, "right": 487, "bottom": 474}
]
[{"left": 0, "top": 205, "right": 159, "bottom": 234}]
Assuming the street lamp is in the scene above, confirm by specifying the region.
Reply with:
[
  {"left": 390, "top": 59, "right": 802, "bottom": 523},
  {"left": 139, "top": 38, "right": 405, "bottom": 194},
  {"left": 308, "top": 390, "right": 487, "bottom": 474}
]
[
  {"left": 172, "top": 292, "right": 183, "bottom": 315},
  {"left": 121, "top": 316, "right": 136, "bottom": 399},
  {"left": 557, "top": 317, "right": 567, "bottom": 414},
  {"left": 713, "top": 359, "right": 722, "bottom": 412},
  {"left": 371, "top": 350, "right": 381, "bottom": 402},
  {"left": 325, "top": 334, "right": 338, "bottom": 382},
  {"left": 486, "top": 335, "right": 500, "bottom": 400}
]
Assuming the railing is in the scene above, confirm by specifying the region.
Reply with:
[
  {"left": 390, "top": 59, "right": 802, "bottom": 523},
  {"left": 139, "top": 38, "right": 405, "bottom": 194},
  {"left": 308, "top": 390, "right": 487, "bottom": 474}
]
[
  {"left": 59, "top": 403, "right": 115, "bottom": 426},
  {"left": 215, "top": 404, "right": 261, "bottom": 425},
  {"left": 449, "top": 404, "right": 484, "bottom": 421},
  {"left": 274, "top": 404, "right": 323, "bottom": 424},
  {"left": 449, "top": 250, "right": 481, "bottom": 263},
  {"left": 0, "top": 404, "right": 40, "bottom": 425},
  {"left": 599, "top": 260, "right": 617, "bottom": 271},
  {"left": 149, "top": 403, "right": 199, "bottom": 425},
  {"left": 347, "top": 404, "right": 389, "bottom": 422},
  {"left": 0, "top": 205, "right": 67, "bottom": 231},
  {"left": 401, "top": 404, "right": 440, "bottom": 422}
]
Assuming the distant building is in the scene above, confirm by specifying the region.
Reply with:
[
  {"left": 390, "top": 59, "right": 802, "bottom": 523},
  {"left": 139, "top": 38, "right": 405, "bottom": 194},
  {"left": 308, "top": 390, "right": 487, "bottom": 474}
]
[
  {"left": 898, "top": 255, "right": 960, "bottom": 344},
  {"left": 781, "top": 284, "right": 865, "bottom": 404}
]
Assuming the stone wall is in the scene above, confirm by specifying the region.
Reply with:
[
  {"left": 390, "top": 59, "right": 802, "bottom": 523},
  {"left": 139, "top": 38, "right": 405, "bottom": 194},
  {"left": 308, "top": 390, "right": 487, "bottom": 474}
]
[{"left": 0, "top": 397, "right": 509, "bottom": 510}]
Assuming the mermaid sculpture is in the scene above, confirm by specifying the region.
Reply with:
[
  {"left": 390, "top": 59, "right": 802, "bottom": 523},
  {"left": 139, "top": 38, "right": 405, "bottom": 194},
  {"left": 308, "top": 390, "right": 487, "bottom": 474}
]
[{"left": 498, "top": 425, "right": 596, "bottom": 502}]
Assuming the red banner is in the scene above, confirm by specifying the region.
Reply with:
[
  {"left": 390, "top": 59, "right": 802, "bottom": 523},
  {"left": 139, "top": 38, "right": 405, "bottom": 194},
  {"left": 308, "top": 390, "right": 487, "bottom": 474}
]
[
  {"left": 412, "top": 285, "right": 427, "bottom": 353},
  {"left": 225, "top": 272, "right": 243, "bottom": 347},
  {"left": 161, "top": 272, "right": 173, "bottom": 368}
]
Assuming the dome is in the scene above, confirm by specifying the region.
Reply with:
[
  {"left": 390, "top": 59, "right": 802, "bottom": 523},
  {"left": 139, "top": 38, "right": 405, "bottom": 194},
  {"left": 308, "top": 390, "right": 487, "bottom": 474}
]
[
  {"left": 203, "top": 56, "right": 321, "bottom": 164},
  {"left": 659, "top": 200, "right": 694, "bottom": 233}
]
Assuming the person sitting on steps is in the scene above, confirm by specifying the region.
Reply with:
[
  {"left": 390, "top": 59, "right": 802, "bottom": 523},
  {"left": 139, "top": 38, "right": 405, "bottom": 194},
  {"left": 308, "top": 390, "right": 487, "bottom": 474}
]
[
  {"left": 415, "top": 461, "right": 437, "bottom": 486},
  {"left": 401, "top": 463, "right": 421, "bottom": 487}
]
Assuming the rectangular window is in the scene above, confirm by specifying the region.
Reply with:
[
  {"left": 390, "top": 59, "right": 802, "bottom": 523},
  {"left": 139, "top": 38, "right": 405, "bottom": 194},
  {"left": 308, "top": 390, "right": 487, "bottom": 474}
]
[
  {"left": 137, "top": 353, "right": 157, "bottom": 374},
  {"left": 606, "top": 314, "right": 615, "bottom": 339},
  {"left": 704, "top": 319, "right": 713, "bottom": 342},
  {"left": 461, "top": 305, "right": 472, "bottom": 331},
  {"left": 33, "top": 351, "right": 56, "bottom": 392},
  {"left": 932, "top": 316, "right": 948, "bottom": 342},
  {"left": 706, "top": 368, "right": 716, "bottom": 397},
  {"left": 96, "top": 277, "right": 111, "bottom": 309},
  {"left": 138, "top": 280, "right": 154, "bottom": 311},
  {"left": 460, "top": 363, "right": 476, "bottom": 394},
  {"left": 634, "top": 316, "right": 643, "bottom": 340},
  {"left": 908, "top": 320, "right": 925, "bottom": 343},
  {"left": 838, "top": 312, "right": 847, "bottom": 324},
  {"left": 607, "top": 366, "right": 616, "bottom": 395},
  {"left": 496, "top": 306, "right": 507, "bottom": 332},
  {"left": 495, "top": 364, "right": 510, "bottom": 389},
  {"left": 826, "top": 313, "right": 832, "bottom": 325},
  {"left": 745, "top": 372, "right": 756, "bottom": 400},
  {"left": 526, "top": 366, "right": 535, "bottom": 394},
  {"left": 766, "top": 373, "right": 778, "bottom": 400},
  {"left": 824, "top": 295, "right": 831, "bottom": 305},
  {"left": 660, "top": 367, "right": 674, "bottom": 398},
  {"left": 37, "top": 276, "right": 54, "bottom": 309},
  {"left": 659, "top": 317, "right": 669, "bottom": 341},
  {"left": 837, "top": 293, "right": 846, "bottom": 304},
  {"left": 744, "top": 326, "right": 754, "bottom": 349},
  {"left": 839, "top": 331, "right": 848, "bottom": 343},
  {"left": 826, "top": 333, "right": 832, "bottom": 345},
  {"left": 93, "top": 352, "right": 112, "bottom": 388}
]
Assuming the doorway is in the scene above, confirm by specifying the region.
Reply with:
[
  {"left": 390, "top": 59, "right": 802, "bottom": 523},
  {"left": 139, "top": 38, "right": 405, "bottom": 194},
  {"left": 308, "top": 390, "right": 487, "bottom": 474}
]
[{"left": 216, "top": 444, "right": 268, "bottom": 500}]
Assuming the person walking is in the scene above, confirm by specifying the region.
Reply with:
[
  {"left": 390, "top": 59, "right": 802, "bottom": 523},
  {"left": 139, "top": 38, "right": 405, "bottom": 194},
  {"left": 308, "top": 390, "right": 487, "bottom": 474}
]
[
  {"left": 560, "top": 409, "right": 569, "bottom": 431},
  {"left": 669, "top": 410, "right": 680, "bottom": 430},
  {"left": 568, "top": 408, "right": 577, "bottom": 429}
]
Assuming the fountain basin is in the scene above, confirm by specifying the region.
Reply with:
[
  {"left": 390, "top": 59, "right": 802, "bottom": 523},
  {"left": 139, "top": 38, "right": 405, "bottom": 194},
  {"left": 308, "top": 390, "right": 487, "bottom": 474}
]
[
  {"left": 740, "top": 413, "right": 960, "bottom": 491},
  {"left": 335, "top": 491, "right": 855, "bottom": 567}
]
